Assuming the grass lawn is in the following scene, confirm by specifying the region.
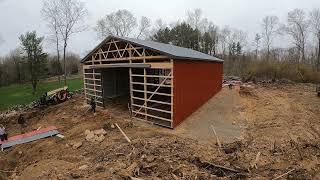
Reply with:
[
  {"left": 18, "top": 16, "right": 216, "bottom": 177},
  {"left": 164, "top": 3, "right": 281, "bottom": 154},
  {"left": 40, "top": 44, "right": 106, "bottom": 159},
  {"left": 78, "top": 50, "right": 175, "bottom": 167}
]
[{"left": 0, "top": 78, "right": 83, "bottom": 111}]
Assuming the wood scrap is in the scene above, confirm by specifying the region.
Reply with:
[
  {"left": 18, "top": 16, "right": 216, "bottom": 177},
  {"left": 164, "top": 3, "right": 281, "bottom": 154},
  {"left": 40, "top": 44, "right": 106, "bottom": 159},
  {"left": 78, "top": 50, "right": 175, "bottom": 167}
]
[
  {"left": 115, "top": 123, "right": 131, "bottom": 143},
  {"left": 201, "top": 160, "right": 240, "bottom": 173},
  {"left": 272, "top": 169, "right": 295, "bottom": 180},
  {"left": 130, "top": 177, "right": 144, "bottom": 180},
  {"left": 250, "top": 152, "right": 261, "bottom": 169},
  {"left": 0, "top": 169, "right": 17, "bottom": 173},
  {"left": 210, "top": 125, "right": 222, "bottom": 153}
]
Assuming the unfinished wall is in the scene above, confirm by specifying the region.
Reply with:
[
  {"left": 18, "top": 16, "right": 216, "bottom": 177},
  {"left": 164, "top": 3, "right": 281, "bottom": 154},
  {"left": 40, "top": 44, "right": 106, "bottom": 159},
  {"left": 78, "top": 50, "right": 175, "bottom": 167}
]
[
  {"left": 83, "top": 67, "right": 103, "bottom": 107},
  {"left": 173, "top": 60, "right": 223, "bottom": 127}
]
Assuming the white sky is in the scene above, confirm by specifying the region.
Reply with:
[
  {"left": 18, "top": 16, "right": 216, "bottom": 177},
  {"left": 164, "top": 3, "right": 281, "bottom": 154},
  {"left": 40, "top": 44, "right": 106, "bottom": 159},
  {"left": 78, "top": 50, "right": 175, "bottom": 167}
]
[{"left": 0, "top": 0, "right": 319, "bottom": 57}]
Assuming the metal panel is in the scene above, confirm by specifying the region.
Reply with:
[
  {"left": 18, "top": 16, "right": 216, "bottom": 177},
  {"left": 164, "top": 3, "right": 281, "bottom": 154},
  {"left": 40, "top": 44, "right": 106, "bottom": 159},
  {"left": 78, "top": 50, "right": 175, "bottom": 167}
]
[
  {"left": 173, "top": 60, "right": 223, "bottom": 127},
  {"left": 1, "top": 130, "right": 59, "bottom": 149},
  {"left": 81, "top": 35, "right": 223, "bottom": 63}
]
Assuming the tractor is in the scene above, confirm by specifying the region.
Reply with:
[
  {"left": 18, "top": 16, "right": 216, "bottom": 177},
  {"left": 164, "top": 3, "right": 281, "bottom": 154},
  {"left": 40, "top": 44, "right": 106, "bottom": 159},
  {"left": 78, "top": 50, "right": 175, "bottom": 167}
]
[{"left": 38, "top": 86, "right": 72, "bottom": 107}]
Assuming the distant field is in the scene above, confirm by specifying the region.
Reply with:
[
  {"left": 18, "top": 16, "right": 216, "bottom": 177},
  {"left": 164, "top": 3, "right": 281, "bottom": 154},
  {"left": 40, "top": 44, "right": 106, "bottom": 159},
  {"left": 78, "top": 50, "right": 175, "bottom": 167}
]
[{"left": 0, "top": 78, "right": 83, "bottom": 110}]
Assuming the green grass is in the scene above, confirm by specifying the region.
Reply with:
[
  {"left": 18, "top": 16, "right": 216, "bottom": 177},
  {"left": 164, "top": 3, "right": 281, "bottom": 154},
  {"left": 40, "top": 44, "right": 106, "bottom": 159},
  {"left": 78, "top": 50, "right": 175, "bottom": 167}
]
[{"left": 0, "top": 78, "right": 83, "bottom": 110}]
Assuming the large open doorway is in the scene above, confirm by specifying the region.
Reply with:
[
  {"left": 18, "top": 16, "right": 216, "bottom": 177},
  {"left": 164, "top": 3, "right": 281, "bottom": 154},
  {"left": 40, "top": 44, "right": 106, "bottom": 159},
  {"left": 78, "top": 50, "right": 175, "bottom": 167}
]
[{"left": 101, "top": 68, "right": 130, "bottom": 109}]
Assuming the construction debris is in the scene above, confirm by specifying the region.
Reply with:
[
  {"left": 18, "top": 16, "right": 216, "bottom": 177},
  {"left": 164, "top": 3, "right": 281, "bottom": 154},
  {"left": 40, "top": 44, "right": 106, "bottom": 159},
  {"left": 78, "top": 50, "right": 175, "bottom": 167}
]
[
  {"left": 0, "top": 126, "right": 60, "bottom": 150},
  {"left": 0, "top": 84, "right": 319, "bottom": 179},
  {"left": 84, "top": 129, "right": 106, "bottom": 143},
  {"left": 115, "top": 123, "right": 131, "bottom": 143}
]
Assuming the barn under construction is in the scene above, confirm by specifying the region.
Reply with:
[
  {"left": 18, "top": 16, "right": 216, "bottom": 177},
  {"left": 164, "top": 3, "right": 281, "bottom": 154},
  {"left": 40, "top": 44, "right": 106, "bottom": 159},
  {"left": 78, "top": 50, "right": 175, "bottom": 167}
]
[{"left": 81, "top": 35, "right": 223, "bottom": 128}]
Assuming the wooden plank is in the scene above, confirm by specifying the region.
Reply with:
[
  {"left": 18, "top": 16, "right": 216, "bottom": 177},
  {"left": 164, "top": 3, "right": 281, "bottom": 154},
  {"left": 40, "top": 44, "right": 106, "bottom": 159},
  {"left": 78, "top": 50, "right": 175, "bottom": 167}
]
[
  {"left": 132, "top": 104, "right": 172, "bottom": 114},
  {"left": 132, "top": 110, "right": 172, "bottom": 122},
  {"left": 131, "top": 74, "right": 174, "bottom": 78},
  {"left": 132, "top": 89, "right": 173, "bottom": 97},
  {"left": 132, "top": 97, "right": 172, "bottom": 105},
  {"left": 131, "top": 82, "right": 172, "bottom": 88},
  {"left": 170, "top": 59, "right": 174, "bottom": 128},
  {"left": 149, "top": 62, "right": 173, "bottom": 69},
  {"left": 84, "top": 78, "right": 101, "bottom": 81},
  {"left": 85, "top": 88, "right": 102, "bottom": 93},
  {"left": 86, "top": 93, "right": 102, "bottom": 98},
  {"left": 84, "top": 83, "right": 101, "bottom": 87}
]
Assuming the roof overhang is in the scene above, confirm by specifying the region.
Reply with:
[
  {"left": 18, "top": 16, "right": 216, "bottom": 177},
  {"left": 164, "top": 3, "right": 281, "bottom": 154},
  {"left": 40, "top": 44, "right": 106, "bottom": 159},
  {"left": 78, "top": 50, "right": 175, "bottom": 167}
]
[{"left": 81, "top": 35, "right": 224, "bottom": 63}]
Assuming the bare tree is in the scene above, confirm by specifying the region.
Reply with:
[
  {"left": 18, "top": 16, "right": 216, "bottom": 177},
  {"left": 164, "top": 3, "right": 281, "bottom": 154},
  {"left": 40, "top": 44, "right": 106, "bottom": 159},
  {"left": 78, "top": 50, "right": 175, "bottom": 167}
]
[
  {"left": 186, "top": 8, "right": 203, "bottom": 30},
  {"left": 41, "top": 0, "right": 62, "bottom": 79},
  {"left": 155, "top": 18, "right": 167, "bottom": 30},
  {"left": 137, "top": 16, "right": 151, "bottom": 39},
  {"left": 207, "top": 23, "right": 219, "bottom": 55},
  {"left": 219, "top": 26, "right": 231, "bottom": 56},
  {"left": 95, "top": 9, "right": 137, "bottom": 39},
  {"left": 285, "top": 9, "right": 309, "bottom": 63},
  {"left": 261, "top": 16, "right": 279, "bottom": 60},
  {"left": 54, "top": 0, "right": 88, "bottom": 85},
  {"left": 310, "top": 8, "right": 320, "bottom": 71},
  {"left": 253, "top": 33, "right": 262, "bottom": 59}
]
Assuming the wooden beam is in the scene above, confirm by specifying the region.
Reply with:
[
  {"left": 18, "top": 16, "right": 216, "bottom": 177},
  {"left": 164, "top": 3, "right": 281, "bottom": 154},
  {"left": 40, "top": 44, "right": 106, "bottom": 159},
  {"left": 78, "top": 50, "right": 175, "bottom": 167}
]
[
  {"left": 131, "top": 82, "right": 172, "bottom": 88},
  {"left": 132, "top": 104, "right": 172, "bottom": 114},
  {"left": 132, "top": 89, "right": 173, "bottom": 97},
  {"left": 149, "top": 62, "right": 173, "bottom": 69},
  {"left": 132, "top": 97, "right": 172, "bottom": 105},
  {"left": 132, "top": 110, "right": 172, "bottom": 122},
  {"left": 131, "top": 74, "right": 173, "bottom": 78}
]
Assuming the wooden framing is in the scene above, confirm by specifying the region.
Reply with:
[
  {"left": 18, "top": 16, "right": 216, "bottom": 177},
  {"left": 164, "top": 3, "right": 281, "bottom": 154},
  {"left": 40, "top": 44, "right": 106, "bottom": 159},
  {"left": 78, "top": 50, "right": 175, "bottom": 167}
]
[{"left": 82, "top": 38, "right": 174, "bottom": 128}]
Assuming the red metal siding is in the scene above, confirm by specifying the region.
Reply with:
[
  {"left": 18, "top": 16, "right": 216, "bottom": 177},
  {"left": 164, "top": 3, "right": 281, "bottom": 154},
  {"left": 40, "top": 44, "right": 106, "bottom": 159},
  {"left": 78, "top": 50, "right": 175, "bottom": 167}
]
[{"left": 173, "top": 60, "right": 223, "bottom": 128}]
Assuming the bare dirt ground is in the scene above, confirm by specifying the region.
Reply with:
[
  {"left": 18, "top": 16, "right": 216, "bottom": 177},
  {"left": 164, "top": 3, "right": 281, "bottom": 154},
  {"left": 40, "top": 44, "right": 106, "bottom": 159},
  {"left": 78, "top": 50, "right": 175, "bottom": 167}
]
[
  {"left": 0, "top": 83, "right": 319, "bottom": 179},
  {"left": 174, "top": 88, "right": 243, "bottom": 143}
]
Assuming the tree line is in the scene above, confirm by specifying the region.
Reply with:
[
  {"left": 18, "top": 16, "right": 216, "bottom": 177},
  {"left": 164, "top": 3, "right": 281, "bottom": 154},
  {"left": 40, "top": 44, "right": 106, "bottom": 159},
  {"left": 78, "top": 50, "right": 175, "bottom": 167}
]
[
  {"left": 1, "top": 3, "right": 320, "bottom": 93},
  {"left": 0, "top": 0, "right": 87, "bottom": 93},
  {"left": 95, "top": 8, "right": 320, "bottom": 83}
]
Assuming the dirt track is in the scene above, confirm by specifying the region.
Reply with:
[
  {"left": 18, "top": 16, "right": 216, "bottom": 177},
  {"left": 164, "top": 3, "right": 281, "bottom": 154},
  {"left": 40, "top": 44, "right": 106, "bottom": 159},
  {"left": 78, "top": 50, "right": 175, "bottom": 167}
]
[{"left": 0, "top": 83, "right": 319, "bottom": 179}]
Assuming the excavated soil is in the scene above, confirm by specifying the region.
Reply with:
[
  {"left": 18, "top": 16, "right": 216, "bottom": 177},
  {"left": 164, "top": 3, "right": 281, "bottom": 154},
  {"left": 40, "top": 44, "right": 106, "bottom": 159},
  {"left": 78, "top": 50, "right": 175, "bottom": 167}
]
[{"left": 0, "top": 83, "right": 320, "bottom": 179}]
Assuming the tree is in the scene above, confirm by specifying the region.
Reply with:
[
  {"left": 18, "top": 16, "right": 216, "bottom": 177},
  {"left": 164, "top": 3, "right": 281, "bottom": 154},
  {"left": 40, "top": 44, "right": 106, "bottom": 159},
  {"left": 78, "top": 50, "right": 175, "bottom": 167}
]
[
  {"left": 170, "top": 22, "right": 200, "bottom": 50},
  {"left": 285, "top": 9, "right": 309, "bottom": 63},
  {"left": 261, "top": 16, "right": 279, "bottom": 60},
  {"left": 186, "top": 9, "right": 203, "bottom": 30},
  {"left": 207, "top": 23, "right": 219, "bottom": 55},
  {"left": 186, "top": 9, "right": 205, "bottom": 47},
  {"left": 253, "top": 33, "right": 262, "bottom": 59},
  {"left": 19, "top": 31, "right": 47, "bottom": 94},
  {"left": 202, "top": 32, "right": 213, "bottom": 54},
  {"left": 219, "top": 26, "right": 232, "bottom": 56},
  {"left": 9, "top": 49, "right": 22, "bottom": 83},
  {"left": 95, "top": 9, "right": 136, "bottom": 39},
  {"left": 151, "top": 27, "right": 172, "bottom": 43},
  {"left": 48, "top": 0, "right": 87, "bottom": 85},
  {"left": 137, "top": 16, "right": 151, "bottom": 39},
  {"left": 310, "top": 8, "right": 320, "bottom": 71},
  {"left": 41, "top": 0, "right": 62, "bottom": 78}
]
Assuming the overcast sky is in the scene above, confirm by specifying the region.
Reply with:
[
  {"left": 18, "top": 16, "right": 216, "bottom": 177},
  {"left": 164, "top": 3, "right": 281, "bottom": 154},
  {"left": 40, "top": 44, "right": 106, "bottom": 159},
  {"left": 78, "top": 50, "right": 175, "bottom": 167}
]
[{"left": 0, "top": 0, "right": 319, "bottom": 57}]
